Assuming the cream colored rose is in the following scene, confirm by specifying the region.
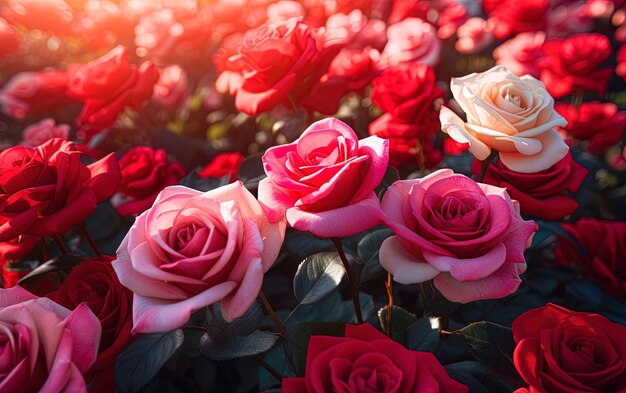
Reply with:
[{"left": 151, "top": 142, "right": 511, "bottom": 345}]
[{"left": 440, "top": 66, "right": 569, "bottom": 173}]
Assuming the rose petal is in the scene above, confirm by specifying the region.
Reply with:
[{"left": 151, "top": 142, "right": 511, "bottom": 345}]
[{"left": 379, "top": 236, "right": 440, "bottom": 284}]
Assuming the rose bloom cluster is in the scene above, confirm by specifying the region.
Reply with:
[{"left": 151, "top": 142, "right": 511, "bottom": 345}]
[{"left": 0, "top": 0, "right": 625, "bottom": 392}]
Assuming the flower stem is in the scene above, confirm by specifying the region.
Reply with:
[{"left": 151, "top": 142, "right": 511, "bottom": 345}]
[
  {"left": 386, "top": 272, "right": 394, "bottom": 338},
  {"left": 477, "top": 149, "right": 498, "bottom": 183},
  {"left": 254, "top": 355, "right": 283, "bottom": 381},
  {"left": 79, "top": 223, "right": 101, "bottom": 256},
  {"left": 52, "top": 235, "right": 70, "bottom": 254},
  {"left": 259, "top": 290, "right": 286, "bottom": 336},
  {"left": 331, "top": 238, "right": 363, "bottom": 324}
]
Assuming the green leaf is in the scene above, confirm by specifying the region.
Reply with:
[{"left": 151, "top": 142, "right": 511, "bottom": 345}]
[
  {"left": 115, "top": 329, "right": 185, "bottom": 393},
  {"left": 444, "top": 361, "right": 521, "bottom": 393},
  {"left": 237, "top": 153, "right": 266, "bottom": 189},
  {"left": 453, "top": 321, "right": 521, "bottom": 382},
  {"left": 375, "top": 164, "right": 400, "bottom": 198},
  {"left": 357, "top": 228, "right": 393, "bottom": 284},
  {"left": 206, "top": 302, "right": 263, "bottom": 338},
  {"left": 378, "top": 305, "right": 418, "bottom": 343},
  {"left": 293, "top": 252, "right": 346, "bottom": 305},
  {"left": 403, "top": 317, "right": 441, "bottom": 352},
  {"left": 284, "top": 322, "right": 346, "bottom": 376},
  {"left": 199, "top": 330, "right": 277, "bottom": 361}
]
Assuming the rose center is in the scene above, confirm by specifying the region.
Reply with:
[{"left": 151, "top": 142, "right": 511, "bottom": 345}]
[{"left": 504, "top": 88, "right": 522, "bottom": 107}]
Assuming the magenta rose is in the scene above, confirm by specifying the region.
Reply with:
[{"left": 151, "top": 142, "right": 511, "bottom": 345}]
[
  {"left": 112, "top": 182, "right": 285, "bottom": 333},
  {"left": 0, "top": 286, "right": 101, "bottom": 392},
  {"left": 258, "top": 118, "right": 388, "bottom": 238},
  {"left": 379, "top": 169, "right": 536, "bottom": 303}
]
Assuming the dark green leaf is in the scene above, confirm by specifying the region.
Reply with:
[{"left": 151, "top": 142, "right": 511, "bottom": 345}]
[
  {"left": 179, "top": 171, "right": 230, "bottom": 192},
  {"left": 284, "top": 322, "right": 346, "bottom": 376},
  {"left": 199, "top": 330, "right": 277, "bottom": 361},
  {"left": 378, "top": 305, "right": 418, "bottom": 343},
  {"left": 444, "top": 361, "right": 520, "bottom": 393},
  {"left": 403, "top": 317, "right": 441, "bottom": 352},
  {"left": 293, "top": 252, "right": 345, "bottom": 305},
  {"left": 115, "top": 329, "right": 184, "bottom": 393},
  {"left": 18, "top": 254, "right": 86, "bottom": 295},
  {"left": 453, "top": 322, "right": 521, "bottom": 382},
  {"left": 375, "top": 165, "right": 400, "bottom": 197},
  {"left": 206, "top": 302, "right": 263, "bottom": 338},
  {"left": 285, "top": 231, "right": 332, "bottom": 258},
  {"left": 357, "top": 228, "right": 393, "bottom": 283},
  {"left": 237, "top": 153, "right": 266, "bottom": 189}
]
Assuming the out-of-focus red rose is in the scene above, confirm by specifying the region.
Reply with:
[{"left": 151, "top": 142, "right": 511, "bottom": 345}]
[
  {"left": 68, "top": 46, "right": 159, "bottom": 141},
  {"left": 444, "top": 137, "right": 469, "bottom": 155},
  {"left": 267, "top": 1, "right": 306, "bottom": 23},
  {"left": 135, "top": 7, "right": 212, "bottom": 64},
  {"left": 49, "top": 256, "right": 132, "bottom": 393},
  {"left": 21, "top": 118, "right": 70, "bottom": 148},
  {"left": 555, "top": 219, "right": 626, "bottom": 298},
  {"left": 556, "top": 102, "right": 626, "bottom": 153},
  {"left": 0, "top": 138, "right": 121, "bottom": 242},
  {"left": 198, "top": 152, "right": 245, "bottom": 182},
  {"left": 1, "top": 0, "right": 74, "bottom": 35},
  {"left": 380, "top": 18, "right": 441, "bottom": 67},
  {"left": 110, "top": 146, "right": 185, "bottom": 217},
  {"left": 324, "top": 9, "right": 367, "bottom": 46},
  {"left": 349, "top": 18, "right": 387, "bottom": 50},
  {"left": 387, "top": 0, "right": 468, "bottom": 40},
  {"left": 217, "top": 18, "right": 341, "bottom": 115},
  {"left": 152, "top": 65, "right": 189, "bottom": 108},
  {"left": 547, "top": 0, "right": 593, "bottom": 37},
  {"left": 0, "top": 234, "right": 40, "bottom": 288},
  {"left": 493, "top": 32, "right": 546, "bottom": 78},
  {"left": 540, "top": 33, "right": 613, "bottom": 99},
  {"left": 0, "top": 70, "right": 74, "bottom": 119},
  {"left": 283, "top": 323, "right": 468, "bottom": 393},
  {"left": 369, "top": 63, "right": 444, "bottom": 140},
  {"left": 74, "top": 0, "right": 139, "bottom": 50},
  {"left": 513, "top": 303, "right": 626, "bottom": 393},
  {"left": 483, "top": 0, "right": 549, "bottom": 40},
  {"left": 455, "top": 17, "right": 493, "bottom": 54},
  {"left": 586, "top": 0, "right": 625, "bottom": 18},
  {"left": 472, "top": 152, "right": 587, "bottom": 220},
  {"left": 617, "top": 44, "right": 626, "bottom": 81},
  {"left": 0, "top": 17, "right": 20, "bottom": 58},
  {"left": 301, "top": 47, "right": 379, "bottom": 114},
  {"left": 386, "top": 137, "right": 443, "bottom": 168}
]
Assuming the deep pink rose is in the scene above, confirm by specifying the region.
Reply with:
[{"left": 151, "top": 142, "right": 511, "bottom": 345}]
[
  {"left": 113, "top": 182, "right": 285, "bottom": 333},
  {"left": 283, "top": 323, "right": 468, "bottom": 393},
  {"left": 380, "top": 169, "right": 536, "bottom": 303},
  {"left": 0, "top": 286, "right": 101, "bottom": 392},
  {"left": 258, "top": 118, "right": 388, "bottom": 238},
  {"left": 21, "top": 118, "right": 70, "bottom": 148},
  {"left": 380, "top": 18, "right": 441, "bottom": 67}
]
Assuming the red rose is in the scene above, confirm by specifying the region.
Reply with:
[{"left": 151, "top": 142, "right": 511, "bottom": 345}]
[
  {"left": 0, "top": 70, "right": 74, "bottom": 119},
  {"left": 369, "top": 63, "right": 444, "bottom": 140},
  {"left": 387, "top": 0, "right": 468, "bottom": 40},
  {"left": 0, "top": 234, "right": 40, "bottom": 288},
  {"left": 0, "top": 138, "right": 121, "bottom": 242},
  {"left": 301, "top": 47, "right": 380, "bottom": 115},
  {"left": 68, "top": 46, "right": 159, "bottom": 141},
  {"left": 198, "top": 151, "right": 244, "bottom": 182},
  {"left": 283, "top": 323, "right": 468, "bottom": 393},
  {"left": 617, "top": 44, "right": 626, "bottom": 81},
  {"left": 513, "top": 303, "right": 626, "bottom": 393},
  {"left": 483, "top": 0, "right": 548, "bottom": 40},
  {"left": 472, "top": 152, "right": 587, "bottom": 220},
  {"left": 1, "top": 0, "right": 75, "bottom": 36},
  {"left": 0, "top": 17, "right": 20, "bottom": 58},
  {"left": 554, "top": 218, "right": 626, "bottom": 298},
  {"left": 217, "top": 18, "right": 340, "bottom": 115},
  {"left": 111, "top": 146, "right": 185, "bottom": 217},
  {"left": 540, "top": 33, "right": 613, "bottom": 99},
  {"left": 556, "top": 102, "right": 626, "bottom": 153}
]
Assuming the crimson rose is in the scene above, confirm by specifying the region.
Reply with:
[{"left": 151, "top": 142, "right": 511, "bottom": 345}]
[{"left": 556, "top": 102, "right": 626, "bottom": 153}]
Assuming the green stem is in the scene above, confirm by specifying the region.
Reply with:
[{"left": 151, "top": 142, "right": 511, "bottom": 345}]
[
  {"left": 331, "top": 238, "right": 363, "bottom": 324},
  {"left": 79, "top": 223, "right": 101, "bottom": 256},
  {"left": 386, "top": 273, "right": 394, "bottom": 338},
  {"left": 254, "top": 355, "right": 283, "bottom": 381},
  {"left": 259, "top": 290, "right": 286, "bottom": 336},
  {"left": 478, "top": 149, "right": 498, "bottom": 183},
  {"left": 52, "top": 235, "right": 70, "bottom": 254}
]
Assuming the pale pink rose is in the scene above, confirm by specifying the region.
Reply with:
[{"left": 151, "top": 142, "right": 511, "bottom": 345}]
[
  {"left": 258, "top": 118, "right": 388, "bottom": 238},
  {"left": 112, "top": 182, "right": 285, "bottom": 333},
  {"left": 455, "top": 17, "right": 493, "bottom": 54},
  {"left": 493, "top": 32, "right": 546, "bottom": 78},
  {"left": 585, "top": 0, "right": 620, "bottom": 18},
  {"left": 21, "top": 118, "right": 70, "bottom": 147},
  {"left": 323, "top": 9, "right": 367, "bottom": 46},
  {"left": 349, "top": 18, "right": 387, "bottom": 50},
  {"left": 380, "top": 18, "right": 441, "bottom": 67},
  {"left": 0, "top": 286, "right": 101, "bottom": 392},
  {"left": 152, "top": 65, "right": 189, "bottom": 108},
  {"left": 440, "top": 66, "right": 569, "bottom": 173},
  {"left": 379, "top": 169, "right": 536, "bottom": 303},
  {"left": 267, "top": 1, "right": 305, "bottom": 23}
]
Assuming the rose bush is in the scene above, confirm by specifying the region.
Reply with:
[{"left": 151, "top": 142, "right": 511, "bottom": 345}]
[
  {"left": 440, "top": 65, "right": 569, "bottom": 173},
  {"left": 258, "top": 118, "right": 388, "bottom": 238},
  {"left": 513, "top": 303, "right": 626, "bottom": 393},
  {"left": 0, "top": 138, "right": 120, "bottom": 242},
  {"left": 379, "top": 169, "right": 536, "bottom": 303},
  {"left": 113, "top": 181, "right": 285, "bottom": 333},
  {"left": 0, "top": 285, "right": 101, "bottom": 392},
  {"left": 282, "top": 323, "right": 468, "bottom": 393}
]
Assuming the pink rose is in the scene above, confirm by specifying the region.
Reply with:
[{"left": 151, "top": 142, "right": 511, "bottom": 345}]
[
  {"left": 112, "top": 182, "right": 285, "bottom": 333},
  {"left": 0, "top": 286, "right": 101, "bottom": 392},
  {"left": 323, "top": 9, "right": 367, "bottom": 46},
  {"left": 258, "top": 118, "right": 388, "bottom": 238},
  {"left": 152, "top": 65, "right": 189, "bottom": 108},
  {"left": 267, "top": 1, "right": 306, "bottom": 23},
  {"left": 21, "top": 118, "right": 70, "bottom": 148},
  {"left": 379, "top": 169, "right": 536, "bottom": 303},
  {"left": 493, "top": 32, "right": 546, "bottom": 78},
  {"left": 380, "top": 18, "right": 441, "bottom": 67},
  {"left": 455, "top": 17, "right": 493, "bottom": 54}
]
